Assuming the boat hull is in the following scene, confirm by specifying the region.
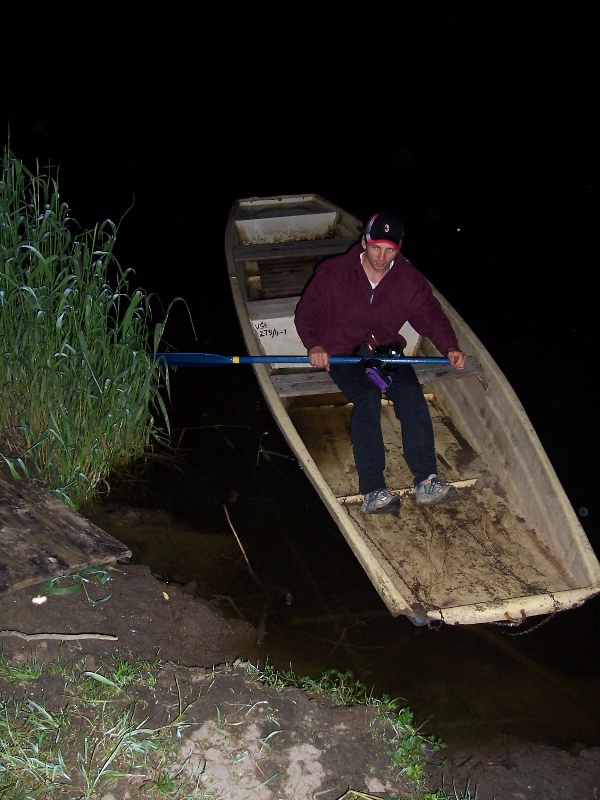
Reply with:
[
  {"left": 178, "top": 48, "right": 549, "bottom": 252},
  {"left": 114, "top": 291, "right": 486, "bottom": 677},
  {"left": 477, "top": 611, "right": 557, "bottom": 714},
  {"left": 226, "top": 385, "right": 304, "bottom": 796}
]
[{"left": 225, "top": 194, "right": 600, "bottom": 625}]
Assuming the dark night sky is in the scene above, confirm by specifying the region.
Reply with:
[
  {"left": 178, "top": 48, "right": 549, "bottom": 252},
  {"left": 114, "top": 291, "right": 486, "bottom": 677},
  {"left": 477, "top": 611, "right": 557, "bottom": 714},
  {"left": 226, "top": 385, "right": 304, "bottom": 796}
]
[{"left": 3, "top": 3, "right": 598, "bottom": 544}]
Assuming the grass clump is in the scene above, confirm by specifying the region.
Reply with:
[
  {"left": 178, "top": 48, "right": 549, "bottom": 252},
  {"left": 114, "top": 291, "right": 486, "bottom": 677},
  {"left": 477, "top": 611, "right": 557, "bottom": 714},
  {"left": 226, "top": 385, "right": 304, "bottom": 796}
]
[
  {"left": 251, "top": 662, "right": 481, "bottom": 798},
  {"left": 0, "top": 652, "right": 203, "bottom": 800},
  {"left": 0, "top": 142, "right": 183, "bottom": 509}
]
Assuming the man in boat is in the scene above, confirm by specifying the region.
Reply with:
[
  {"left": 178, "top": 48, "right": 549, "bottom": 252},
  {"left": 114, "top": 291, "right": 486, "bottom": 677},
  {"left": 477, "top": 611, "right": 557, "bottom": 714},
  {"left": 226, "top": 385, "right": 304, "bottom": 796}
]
[{"left": 294, "top": 212, "right": 467, "bottom": 515}]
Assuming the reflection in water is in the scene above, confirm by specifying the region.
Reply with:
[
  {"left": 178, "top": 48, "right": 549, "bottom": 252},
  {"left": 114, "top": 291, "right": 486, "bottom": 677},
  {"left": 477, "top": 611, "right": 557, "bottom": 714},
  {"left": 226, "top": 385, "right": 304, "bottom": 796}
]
[{"left": 86, "top": 368, "right": 600, "bottom": 751}]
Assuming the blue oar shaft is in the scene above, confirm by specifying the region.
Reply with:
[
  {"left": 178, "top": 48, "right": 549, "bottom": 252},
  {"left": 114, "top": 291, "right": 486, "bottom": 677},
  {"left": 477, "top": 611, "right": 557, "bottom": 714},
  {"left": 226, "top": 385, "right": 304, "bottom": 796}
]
[{"left": 154, "top": 352, "right": 450, "bottom": 367}]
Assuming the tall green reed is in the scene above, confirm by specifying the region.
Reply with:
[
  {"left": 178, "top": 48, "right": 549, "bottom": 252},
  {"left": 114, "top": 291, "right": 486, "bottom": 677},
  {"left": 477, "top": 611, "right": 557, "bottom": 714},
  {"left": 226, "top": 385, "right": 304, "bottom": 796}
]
[{"left": 0, "top": 144, "right": 182, "bottom": 509}]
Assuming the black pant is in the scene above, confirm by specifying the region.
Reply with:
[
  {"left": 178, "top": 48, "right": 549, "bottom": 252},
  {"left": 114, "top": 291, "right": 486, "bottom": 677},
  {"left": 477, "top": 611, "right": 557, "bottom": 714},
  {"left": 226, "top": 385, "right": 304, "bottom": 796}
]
[{"left": 328, "top": 358, "right": 437, "bottom": 495}]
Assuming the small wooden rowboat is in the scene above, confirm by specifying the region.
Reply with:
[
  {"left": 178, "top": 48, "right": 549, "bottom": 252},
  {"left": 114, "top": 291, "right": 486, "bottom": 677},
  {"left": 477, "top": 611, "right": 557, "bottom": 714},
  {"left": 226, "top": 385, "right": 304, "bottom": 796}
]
[{"left": 219, "top": 193, "right": 600, "bottom": 626}]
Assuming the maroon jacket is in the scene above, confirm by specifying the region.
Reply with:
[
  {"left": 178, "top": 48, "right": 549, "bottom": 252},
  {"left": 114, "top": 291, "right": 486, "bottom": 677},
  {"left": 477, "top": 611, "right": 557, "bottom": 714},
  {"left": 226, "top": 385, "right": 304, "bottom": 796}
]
[{"left": 294, "top": 243, "right": 459, "bottom": 356}]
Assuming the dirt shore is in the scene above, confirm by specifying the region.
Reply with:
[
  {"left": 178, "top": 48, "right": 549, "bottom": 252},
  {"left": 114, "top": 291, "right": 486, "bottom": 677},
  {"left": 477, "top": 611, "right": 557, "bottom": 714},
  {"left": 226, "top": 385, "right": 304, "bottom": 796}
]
[{"left": 1, "top": 562, "right": 599, "bottom": 799}]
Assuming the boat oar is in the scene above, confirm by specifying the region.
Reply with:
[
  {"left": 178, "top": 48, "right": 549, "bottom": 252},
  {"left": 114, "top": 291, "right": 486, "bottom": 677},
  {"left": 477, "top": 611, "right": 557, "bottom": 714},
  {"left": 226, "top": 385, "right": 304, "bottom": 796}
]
[{"left": 153, "top": 352, "right": 450, "bottom": 367}]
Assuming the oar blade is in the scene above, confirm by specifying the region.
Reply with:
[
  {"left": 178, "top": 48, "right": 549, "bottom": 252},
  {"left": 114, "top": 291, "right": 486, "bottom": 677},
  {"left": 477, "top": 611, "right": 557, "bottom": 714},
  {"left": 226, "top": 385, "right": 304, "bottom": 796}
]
[{"left": 153, "top": 352, "right": 233, "bottom": 367}]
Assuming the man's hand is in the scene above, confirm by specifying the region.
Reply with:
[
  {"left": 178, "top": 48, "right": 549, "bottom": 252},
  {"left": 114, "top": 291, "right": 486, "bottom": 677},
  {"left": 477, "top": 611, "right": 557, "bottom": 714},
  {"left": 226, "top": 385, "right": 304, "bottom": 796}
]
[
  {"left": 308, "top": 346, "right": 330, "bottom": 371},
  {"left": 447, "top": 347, "right": 467, "bottom": 370}
]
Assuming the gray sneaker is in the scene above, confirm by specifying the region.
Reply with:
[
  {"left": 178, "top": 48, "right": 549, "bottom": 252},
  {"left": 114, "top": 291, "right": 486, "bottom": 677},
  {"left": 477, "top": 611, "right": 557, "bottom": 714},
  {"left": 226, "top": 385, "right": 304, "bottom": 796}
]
[
  {"left": 415, "top": 474, "right": 458, "bottom": 506},
  {"left": 361, "top": 489, "right": 401, "bottom": 515}
]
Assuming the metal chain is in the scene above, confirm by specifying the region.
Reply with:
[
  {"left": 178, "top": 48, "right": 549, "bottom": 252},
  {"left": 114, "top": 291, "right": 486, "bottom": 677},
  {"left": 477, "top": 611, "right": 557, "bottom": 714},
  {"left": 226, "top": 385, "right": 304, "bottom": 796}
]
[{"left": 489, "top": 608, "right": 558, "bottom": 636}]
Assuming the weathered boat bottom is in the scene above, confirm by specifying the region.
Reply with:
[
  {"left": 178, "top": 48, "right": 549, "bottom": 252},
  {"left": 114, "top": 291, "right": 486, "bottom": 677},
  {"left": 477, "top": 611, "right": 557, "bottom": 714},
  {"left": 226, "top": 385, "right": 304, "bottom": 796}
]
[{"left": 290, "top": 394, "right": 587, "bottom": 622}]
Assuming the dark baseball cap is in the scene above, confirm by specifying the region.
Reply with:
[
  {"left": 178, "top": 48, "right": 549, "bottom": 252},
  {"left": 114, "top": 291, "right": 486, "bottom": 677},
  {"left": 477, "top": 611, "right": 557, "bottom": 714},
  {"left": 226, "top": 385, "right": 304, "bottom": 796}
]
[{"left": 364, "top": 212, "right": 404, "bottom": 248}]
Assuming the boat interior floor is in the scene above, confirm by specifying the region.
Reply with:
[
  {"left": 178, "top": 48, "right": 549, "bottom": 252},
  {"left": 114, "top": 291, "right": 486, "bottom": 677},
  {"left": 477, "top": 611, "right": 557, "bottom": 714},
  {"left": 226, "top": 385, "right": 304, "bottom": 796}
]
[{"left": 288, "top": 395, "right": 580, "bottom": 613}]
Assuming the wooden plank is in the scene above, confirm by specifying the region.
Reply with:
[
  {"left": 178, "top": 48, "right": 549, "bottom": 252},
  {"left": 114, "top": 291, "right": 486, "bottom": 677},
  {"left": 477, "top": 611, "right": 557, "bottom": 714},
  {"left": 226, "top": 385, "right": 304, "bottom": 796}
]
[
  {"left": 414, "top": 356, "right": 484, "bottom": 382},
  {"left": 233, "top": 237, "right": 356, "bottom": 262},
  {"left": 257, "top": 256, "right": 317, "bottom": 298},
  {"left": 271, "top": 356, "right": 484, "bottom": 398},
  {"left": 272, "top": 371, "right": 343, "bottom": 398},
  {"left": 0, "top": 469, "right": 131, "bottom": 598}
]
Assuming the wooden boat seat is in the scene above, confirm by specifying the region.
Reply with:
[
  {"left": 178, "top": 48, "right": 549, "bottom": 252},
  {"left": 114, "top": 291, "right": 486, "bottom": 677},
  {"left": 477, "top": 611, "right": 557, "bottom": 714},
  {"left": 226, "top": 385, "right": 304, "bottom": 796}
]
[
  {"left": 233, "top": 238, "right": 356, "bottom": 263},
  {"left": 234, "top": 238, "right": 356, "bottom": 299},
  {"left": 271, "top": 356, "right": 484, "bottom": 398},
  {"left": 256, "top": 255, "right": 320, "bottom": 299}
]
